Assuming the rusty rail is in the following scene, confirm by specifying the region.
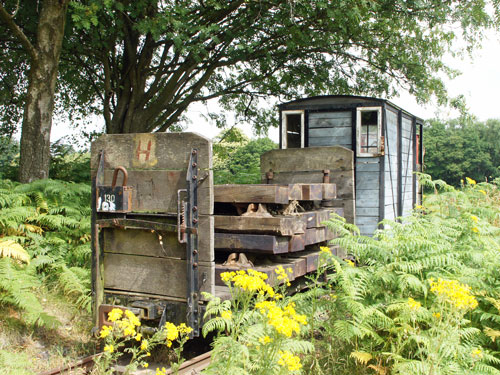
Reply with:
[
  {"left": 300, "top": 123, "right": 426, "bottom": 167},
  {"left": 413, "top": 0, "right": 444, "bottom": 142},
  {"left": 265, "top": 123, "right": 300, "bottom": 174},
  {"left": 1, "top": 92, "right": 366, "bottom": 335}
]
[
  {"left": 38, "top": 353, "right": 98, "bottom": 375},
  {"left": 114, "top": 351, "right": 212, "bottom": 374}
]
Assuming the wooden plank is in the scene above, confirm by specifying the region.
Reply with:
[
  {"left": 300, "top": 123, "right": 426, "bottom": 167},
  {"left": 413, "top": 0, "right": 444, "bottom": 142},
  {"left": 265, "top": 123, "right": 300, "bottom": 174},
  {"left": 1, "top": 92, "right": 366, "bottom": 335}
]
[
  {"left": 309, "top": 117, "right": 351, "bottom": 128},
  {"left": 288, "top": 249, "right": 320, "bottom": 273},
  {"left": 288, "top": 234, "right": 305, "bottom": 252},
  {"left": 356, "top": 194, "right": 379, "bottom": 208},
  {"left": 309, "top": 136, "right": 352, "bottom": 147},
  {"left": 300, "top": 183, "right": 323, "bottom": 200},
  {"left": 267, "top": 171, "right": 353, "bottom": 201},
  {"left": 214, "top": 233, "right": 289, "bottom": 254},
  {"left": 103, "top": 253, "right": 214, "bottom": 299},
  {"left": 261, "top": 146, "right": 354, "bottom": 223},
  {"left": 309, "top": 127, "right": 352, "bottom": 138},
  {"left": 102, "top": 214, "right": 213, "bottom": 262},
  {"left": 299, "top": 209, "right": 337, "bottom": 228},
  {"left": 309, "top": 111, "right": 351, "bottom": 120},
  {"left": 356, "top": 161, "right": 380, "bottom": 172},
  {"left": 91, "top": 133, "right": 213, "bottom": 215},
  {"left": 355, "top": 216, "right": 379, "bottom": 226},
  {"left": 282, "top": 257, "right": 307, "bottom": 279},
  {"left": 214, "top": 184, "right": 289, "bottom": 204},
  {"left": 321, "top": 183, "right": 337, "bottom": 200},
  {"left": 356, "top": 207, "right": 379, "bottom": 216},
  {"left": 214, "top": 215, "right": 306, "bottom": 236},
  {"left": 287, "top": 184, "right": 303, "bottom": 200},
  {"left": 261, "top": 146, "right": 354, "bottom": 174},
  {"left": 305, "top": 228, "right": 326, "bottom": 246},
  {"left": 356, "top": 171, "right": 380, "bottom": 190},
  {"left": 100, "top": 169, "right": 213, "bottom": 215}
]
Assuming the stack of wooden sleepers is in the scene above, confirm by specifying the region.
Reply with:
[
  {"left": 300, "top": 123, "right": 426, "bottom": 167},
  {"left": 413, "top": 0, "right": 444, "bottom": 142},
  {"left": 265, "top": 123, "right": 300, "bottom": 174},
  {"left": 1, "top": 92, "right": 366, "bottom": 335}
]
[{"left": 213, "top": 183, "right": 343, "bottom": 288}]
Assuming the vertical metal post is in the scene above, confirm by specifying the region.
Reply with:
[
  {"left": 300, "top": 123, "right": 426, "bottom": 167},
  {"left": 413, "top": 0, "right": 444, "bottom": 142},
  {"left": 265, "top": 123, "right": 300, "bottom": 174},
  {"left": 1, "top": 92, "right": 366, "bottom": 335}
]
[{"left": 185, "top": 149, "right": 199, "bottom": 336}]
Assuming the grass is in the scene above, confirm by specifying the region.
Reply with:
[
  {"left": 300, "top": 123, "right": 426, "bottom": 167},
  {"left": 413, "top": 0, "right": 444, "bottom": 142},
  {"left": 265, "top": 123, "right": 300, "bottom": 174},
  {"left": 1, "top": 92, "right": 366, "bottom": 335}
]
[{"left": 0, "top": 287, "right": 94, "bottom": 374}]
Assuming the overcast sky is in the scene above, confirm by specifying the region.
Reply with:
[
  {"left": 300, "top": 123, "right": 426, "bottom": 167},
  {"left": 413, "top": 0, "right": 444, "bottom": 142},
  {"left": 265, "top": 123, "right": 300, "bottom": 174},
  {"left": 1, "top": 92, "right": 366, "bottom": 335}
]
[{"left": 51, "top": 30, "right": 500, "bottom": 144}]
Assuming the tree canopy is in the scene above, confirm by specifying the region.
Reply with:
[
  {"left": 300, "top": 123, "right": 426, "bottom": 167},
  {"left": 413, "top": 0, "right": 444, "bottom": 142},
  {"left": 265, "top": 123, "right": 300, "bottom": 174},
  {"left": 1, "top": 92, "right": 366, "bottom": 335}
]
[
  {"left": 213, "top": 128, "right": 277, "bottom": 184},
  {"left": 63, "top": 0, "right": 496, "bottom": 135},
  {"left": 424, "top": 118, "right": 500, "bottom": 186}
]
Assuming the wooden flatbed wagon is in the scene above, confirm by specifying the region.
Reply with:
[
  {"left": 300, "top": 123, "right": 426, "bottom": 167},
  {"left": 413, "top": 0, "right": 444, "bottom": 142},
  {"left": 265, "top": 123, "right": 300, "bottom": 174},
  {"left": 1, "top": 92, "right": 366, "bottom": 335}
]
[{"left": 90, "top": 133, "right": 353, "bottom": 335}]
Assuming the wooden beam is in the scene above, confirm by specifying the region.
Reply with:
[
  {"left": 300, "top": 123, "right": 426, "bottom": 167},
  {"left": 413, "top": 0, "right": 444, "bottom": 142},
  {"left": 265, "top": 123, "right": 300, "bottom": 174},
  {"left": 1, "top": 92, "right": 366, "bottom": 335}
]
[
  {"left": 321, "top": 183, "right": 337, "bottom": 200},
  {"left": 103, "top": 253, "right": 214, "bottom": 299},
  {"left": 214, "top": 184, "right": 289, "bottom": 204},
  {"left": 288, "top": 234, "right": 306, "bottom": 252},
  {"left": 305, "top": 228, "right": 326, "bottom": 246},
  {"left": 214, "top": 215, "right": 306, "bottom": 236},
  {"left": 214, "top": 233, "right": 289, "bottom": 254},
  {"left": 288, "top": 249, "right": 321, "bottom": 273},
  {"left": 300, "top": 184, "right": 322, "bottom": 200}
]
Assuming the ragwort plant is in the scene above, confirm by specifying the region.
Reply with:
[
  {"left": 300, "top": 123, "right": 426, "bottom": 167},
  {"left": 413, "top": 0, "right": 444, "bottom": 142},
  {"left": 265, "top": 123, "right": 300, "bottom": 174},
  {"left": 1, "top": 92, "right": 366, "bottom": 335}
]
[
  {"left": 96, "top": 308, "right": 192, "bottom": 375},
  {"left": 203, "top": 267, "right": 313, "bottom": 375},
  {"left": 294, "top": 174, "right": 500, "bottom": 375}
]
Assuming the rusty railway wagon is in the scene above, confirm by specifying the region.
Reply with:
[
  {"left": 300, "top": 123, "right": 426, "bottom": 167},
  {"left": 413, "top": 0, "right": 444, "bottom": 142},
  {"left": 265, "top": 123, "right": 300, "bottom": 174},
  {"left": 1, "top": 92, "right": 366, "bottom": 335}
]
[{"left": 91, "top": 95, "right": 423, "bottom": 335}]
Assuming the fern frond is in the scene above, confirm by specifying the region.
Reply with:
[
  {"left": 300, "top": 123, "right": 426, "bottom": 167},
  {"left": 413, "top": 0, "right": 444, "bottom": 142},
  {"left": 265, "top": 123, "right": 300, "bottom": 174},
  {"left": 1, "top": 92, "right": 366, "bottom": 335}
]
[
  {"left": 350, "top": 350, "right": 373, "bottom": 365},
  {"left": 0, "top": 240, "right": 30, "bottom": 263}
]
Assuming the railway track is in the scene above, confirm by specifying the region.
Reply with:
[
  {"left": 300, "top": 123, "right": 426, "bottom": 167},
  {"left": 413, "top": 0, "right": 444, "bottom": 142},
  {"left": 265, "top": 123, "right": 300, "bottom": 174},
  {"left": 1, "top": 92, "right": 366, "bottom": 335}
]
[{"left": 39, "top": 351, "right": 212, "bottom": 375}]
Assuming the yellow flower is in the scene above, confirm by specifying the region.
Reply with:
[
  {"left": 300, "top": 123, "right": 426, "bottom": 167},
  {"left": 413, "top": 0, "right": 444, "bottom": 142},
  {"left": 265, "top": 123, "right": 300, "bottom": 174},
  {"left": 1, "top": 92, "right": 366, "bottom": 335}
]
[
  {"left": 221, "top": 310, "right": 232, "bottom": 320},
  {"left": 258, "top": 335, "right": 272, "bottom": 345},
  {"left": 146, "top": 352, "right": 151, "bottom": 357},
  {"left": 471, "top": 348, "right": 483, "bottom": 359},
  {"left": 432, "top": 312, "right": 441, "bottom": 319},
  {"left": 346, "top": 259, "right": 355, "bottom": 267},
  {"left": 278, "top": 350, "right": 302, "bottom": 371},
  {"left": 466, "top": 177, "right": 476, "bottom": 185},
  {"left": 415, "top": 205, "right": 424, "bottom": 210},
  {"left": 472, "top": 227, "right": 479, "bottom": 233},
  {"left": 320, "top": 246, "right": 332, "bottom": 255},
  {"left": 100, "top": 325, "right": 111, "bottom": 338},
  {"left": 407, "top": 297, "right": 421, "bottom": 311},
  {"left": 156, "top": 368, "right": 167, "bottom": 375},
  {"left": 275, "top": 265, "right": 290, "bottom": 283},
  {"left": 141, "top": 340, "right": 148, "bottom": 351},
  {"left": 143, "top": 362, "right": 149, "bottom": 368},
  {"left": 164, "top": 322, "right": 179, "bottom": 341},
  {"left": 135, "top": 333, "right": 142, "bottom": 341},
  {"left": 429, "top": 278, "right": 478, "bottom": 311},
  {"left": 108, "top": 308, "right": 123, "bottom": 322},
  {"left": 177, "top": 323, "right": 193, "bottom": 335},
  {"left": 222, "top": 269, "right": 274, "bottom": 296},
  {"left": 255, "top": 301, "right": 307, "bottom": 337},
  {"left": 104, "top": 344, "right": 114, "bottom": 353},
  {"left": 479, "top": 189, "right": 487, "bottom": 195},
  {"left": 470, "top": 215, "right": 479, "bottom": 223}
]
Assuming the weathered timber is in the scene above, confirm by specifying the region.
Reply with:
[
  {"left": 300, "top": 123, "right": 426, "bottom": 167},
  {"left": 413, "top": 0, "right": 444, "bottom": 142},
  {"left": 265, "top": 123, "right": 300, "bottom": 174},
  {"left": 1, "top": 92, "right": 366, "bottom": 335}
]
[
  {"left": 214, "top": 215, "right": 306, "bottom": 236},
  {"left": 300, "top": 184, "right": 323, "bottom": 200},
  {"left": 214, "top": 184, "right": 289, "bottom": 204},
  {"left": 288, "top": 234, "right": 306, "bottom": 252},
  {"left": 102, "top": 215, "right": 213, "bottom": 262},
  {"left": 288, "top": 249, "right": 321, "bottom": 273},
  {"left": 321, "top": 183, "right": 337, "bottom": 200},
  {"left": 91, "top": 133, "right": 213, "bottom": 215},
  {"left": 305, "top": 228, "right": 326, "bottom": 246},
  {"left": 103, "top": 253, "right": 214, "bottom": 299},
  {"left": 299, "top": 209, "right": 338, "bottom": 228},
  {"left": 261, "top": 146, "right": 354, "bottom": 222},
  {"left": 287, "top": 184, "right": 303, "bottom": 200},
  {"left": 214, "top": 233, "right": 289, "bottom": 254}
]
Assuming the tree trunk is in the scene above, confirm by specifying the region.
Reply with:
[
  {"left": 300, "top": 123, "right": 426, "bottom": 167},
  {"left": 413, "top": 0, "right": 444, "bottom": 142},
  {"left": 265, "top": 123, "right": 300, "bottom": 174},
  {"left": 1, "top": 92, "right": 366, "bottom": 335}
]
[{"left": 18, "top": 0, "right": 68, "bottom": 183}]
